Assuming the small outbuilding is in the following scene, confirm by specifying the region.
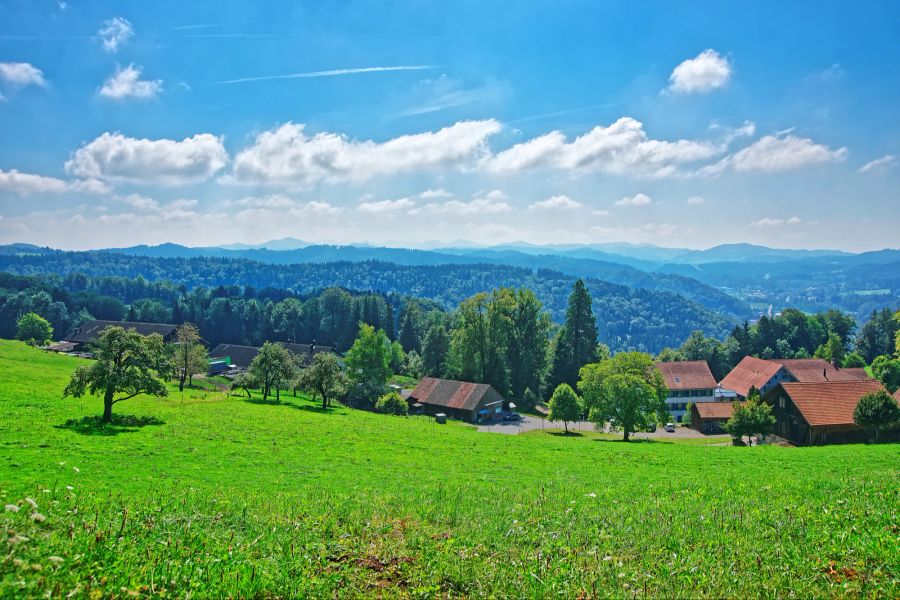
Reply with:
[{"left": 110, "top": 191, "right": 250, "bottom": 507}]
[
  {"left": 691, "top": 401, "right": 744, "bottom": 434},
  {"left": 408, "top": 377, "right": 506, "bottom": 423}
]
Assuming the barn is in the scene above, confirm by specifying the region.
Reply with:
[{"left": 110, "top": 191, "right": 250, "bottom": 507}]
[
  {"left": 765, "top": 379, "right": 895, "bottom": 445},
  {"left": 408, "top": 377, "right": 506, "bottom": 423},
  {"left": 63, "top": 319, "right": 178, "bottom": 351}
]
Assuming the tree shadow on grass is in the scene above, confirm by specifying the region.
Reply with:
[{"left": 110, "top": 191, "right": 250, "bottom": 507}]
[
  {"left": 56, "top": 414, "right": 165, "bottom": 436},
  {"left": 592, "top": 437, "right": 656, "bottom": 444},
  {"left": 242, "top": 395, "right": 341, "bottom": 414},
  {"left": 549, "top": 431, "right": 584, "bottom": 437}
]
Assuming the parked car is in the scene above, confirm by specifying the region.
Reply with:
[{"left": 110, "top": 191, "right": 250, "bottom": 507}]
[
  {"left": 664, "top": 423, "right": 676, "bottom": 433},
  {"left": 502, "top": 413, "right": 522, "bottom": 422},
  {"left": 644, "top": 424, "right": 657, "bottom": 433}
]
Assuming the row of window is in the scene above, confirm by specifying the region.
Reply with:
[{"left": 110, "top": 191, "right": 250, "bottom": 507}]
[
  {"left": 667, "top": 402, "right": 690, "bottom": 411},
  {"left": 666, "top": 389, "right": 715, "bottom": 398}
]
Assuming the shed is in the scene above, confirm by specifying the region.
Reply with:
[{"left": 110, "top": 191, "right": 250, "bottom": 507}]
[{"left": 691, "top": 402, "right": 744, "bottom": 434}]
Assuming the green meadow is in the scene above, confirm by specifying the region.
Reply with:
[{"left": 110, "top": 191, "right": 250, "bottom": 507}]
[{"left": 1, "top": 340, "right": 897, "bottom": 598}]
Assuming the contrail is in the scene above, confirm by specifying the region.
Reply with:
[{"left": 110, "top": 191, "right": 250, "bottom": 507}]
[{"left": 215, "top": 65, "right": 435, "bottom": 85}]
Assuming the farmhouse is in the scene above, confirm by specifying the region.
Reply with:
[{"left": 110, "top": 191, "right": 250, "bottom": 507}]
[
  {"left": 408, "top": 377, "right": 506, "bottom": 423},
  {"left": 208, "top": 342, "right": 333, "bottom": 369},
  {"left": 654, "top": 360, "right": 718, "bottom": 422},
  {"left": 691, "top": 401, "right": 744, "bottom": 434},
  {"left": 719, "top": 356, "right": 868, "bottom": 399},
  {"left": 765, "top": 379, "right": 891, "bottom": 445},
  {"left": 63, "top": 319, "right": 178, "bottom": 351}
]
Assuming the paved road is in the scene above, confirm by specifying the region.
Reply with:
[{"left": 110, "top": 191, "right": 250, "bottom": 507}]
[{"left": 478, "top": 414, "right": 729, "bottom": 441}]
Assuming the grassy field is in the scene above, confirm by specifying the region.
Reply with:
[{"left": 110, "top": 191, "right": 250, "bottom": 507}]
[{"left": 1, "top": 340, "right": 898, "bottom": 598}]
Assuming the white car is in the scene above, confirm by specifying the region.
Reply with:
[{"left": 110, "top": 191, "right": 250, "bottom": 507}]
[{"left": 664, "top": 423, "right": 676, "bottom": 433}]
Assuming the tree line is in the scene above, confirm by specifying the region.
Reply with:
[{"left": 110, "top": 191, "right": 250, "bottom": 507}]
[{"left": 0, "top": 250, "right": 736, "bottom": 352}]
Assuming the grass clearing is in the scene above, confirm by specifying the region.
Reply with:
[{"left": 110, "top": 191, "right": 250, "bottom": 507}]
[{"left": 0, "top": 340, "right": 898, "bottom": 597}]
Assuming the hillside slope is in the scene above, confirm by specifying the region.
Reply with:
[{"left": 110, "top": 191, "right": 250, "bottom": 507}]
[{"left": 1, "top": 340, "right": 897, "bottom": 598}]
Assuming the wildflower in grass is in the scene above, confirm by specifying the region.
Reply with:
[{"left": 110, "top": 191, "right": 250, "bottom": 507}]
[
  {"left": 66, "top": 485, "right": 74, "bottom": 490},
  {"left": 73, "top": 467, "right": 80, "bottom": 473},
  {"left": 4, "top": 504, "right": 19, "bottom": 512},
  {"left": 25, "top": 497, "right": 37, "bottom": 510},
  {"left": 585, "top": 492, "right": 596, "bottom": 498},
  {"left": 49, "top": 556, "right": 64, "bottom": 564},
  {"left": 9, "top": 534, "right": 29, "bottom": 544},
  {"left": 31, "top": 512, "right": 46, "bottom": 522}
]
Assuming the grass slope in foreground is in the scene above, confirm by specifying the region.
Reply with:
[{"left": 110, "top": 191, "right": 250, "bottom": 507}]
[{"left": 0, "top": 340, "right": 897, "bottom": 598}]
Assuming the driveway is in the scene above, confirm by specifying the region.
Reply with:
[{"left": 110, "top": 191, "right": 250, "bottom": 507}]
[{"left": 478, "top": 413, "right": 729, "bottom": 441}]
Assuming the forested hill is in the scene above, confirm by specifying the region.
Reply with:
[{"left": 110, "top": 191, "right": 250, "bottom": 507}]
[
  {"left": 0, "top": 250, "right": 735, "bottom": 352},
  {"left": 99, "top": 243, "right": 747, "bottom": 317}
]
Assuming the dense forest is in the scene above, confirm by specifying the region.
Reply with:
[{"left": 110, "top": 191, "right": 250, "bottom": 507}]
[{"left": 0, "top": 251, "right": 736, "bottom": 352}]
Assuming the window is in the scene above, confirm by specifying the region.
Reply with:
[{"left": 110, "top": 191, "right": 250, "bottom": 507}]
[{"left": 779, "top": 397, "right": 785, "bottom": 409}]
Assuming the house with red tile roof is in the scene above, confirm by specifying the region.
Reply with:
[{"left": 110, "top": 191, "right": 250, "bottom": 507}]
[
  {"left": 765, "top": 379, "right": 896, "bottom": 445},
  {"left": 654, "top": 361, "right": 718, "bottom": 423},
  {"left": 409, "top": 377, "right": 506, "bottom": 423},
  {"left": 719, "top": 357, "right": 870, "bottom": 399}
]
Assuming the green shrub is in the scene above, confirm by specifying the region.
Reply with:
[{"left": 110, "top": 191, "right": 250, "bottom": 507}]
[{"left": 375, "top": 391, "right": 408, "bottom": 416}]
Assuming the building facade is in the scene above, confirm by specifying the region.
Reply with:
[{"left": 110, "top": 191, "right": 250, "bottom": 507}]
[{"left": 655, "top": 361, "right": 718, "bottom": 423}]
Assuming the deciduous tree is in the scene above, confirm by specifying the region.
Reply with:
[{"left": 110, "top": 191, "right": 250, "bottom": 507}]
[
  {"left": 16, "top": 312, "right": 52, "bottom": 345},
  {"left": 853, "top": 389, "right": 900, "bottom": 442},
  {"left": 63, "top": 326, "right": 168, "bottom": 423},
  {"left": 548, "top": 383, "right": 582, "bottom": 433},
  {"left": 345, "top": 323, "right": 392, "bottom": 405},
  {"left": 578, "top": 352, "right": 667, "bottom": 441},
  {"left": 297, "top": 351, "right": 347, "bottom": 410},
  {"left": 248, "top": 342, "right": 297, "bottom": 403}
]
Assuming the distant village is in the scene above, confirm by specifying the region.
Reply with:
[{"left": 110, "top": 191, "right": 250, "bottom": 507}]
[{"left": 51, "top": 317, "right": 900, "bottom": 447}]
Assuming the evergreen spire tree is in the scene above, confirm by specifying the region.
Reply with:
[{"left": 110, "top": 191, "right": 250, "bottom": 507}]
[{"left": 548, "top": 279, "right": 598, "bottom": 393}]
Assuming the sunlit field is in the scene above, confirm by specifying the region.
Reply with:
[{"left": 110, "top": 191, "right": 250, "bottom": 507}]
[{"left": 1, "top": 341, "right": 897, "bottom": 598}]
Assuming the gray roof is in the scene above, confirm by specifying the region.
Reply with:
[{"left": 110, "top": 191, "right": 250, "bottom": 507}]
[{"left": 64, "top": 320, "right": 177, "bottom": 344}]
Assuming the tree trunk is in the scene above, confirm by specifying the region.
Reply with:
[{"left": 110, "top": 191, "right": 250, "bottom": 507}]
[
  {"left": 564, "top": 421, "right": 568, "bottom": 433},
  {"left": 179, "top": 374, "right": 185, "bottom": 392},
  {"left": 276, "top": 387, "right": 280, "bottom": 403},
  {"left": 322, "top": 392, "right": 327, "bottom": 410},
  {"left": 623, "top": 427, "right": 630, "bottom": 442},
  {"left": 103, "top": 388, "right": 114, "bottom": 423}
]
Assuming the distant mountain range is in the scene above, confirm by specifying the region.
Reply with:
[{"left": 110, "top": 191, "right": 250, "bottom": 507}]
[{"left": 2, "top": 240, "right": 897, "bottom": 321}]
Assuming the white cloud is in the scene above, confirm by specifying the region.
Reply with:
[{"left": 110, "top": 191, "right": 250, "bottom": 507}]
[
  {"left": 528, "top": 194, "right": 582, "bottom": 211},
  {"left": 65, "top": 132, "right": 229, "bottom": 185},
  {"left": 485, "top": 117, "right": 726, "bottom": 177},
  {"left": 0, "top": 169, "right": 109, "bottom": 196},
  {"left": 615, "top": 193, "right": 652, "bottom": 207},
  {"left": 419, "top": 188, "right": 452, "bottom": 199},
  {"left": 697, "top": 133, "right": 847, "bottom": 175},
  {"left": 0, "top": 62, "right": 46, "bottom": 88},
  {"left": 226, "top": 120, "right": 501, "bottom": 185},
  {"left": 857, "top": 155, "right": 896, "bottom": 174},
  {"left": 412, "top": 190, "right": 511, "bottom": 216},
  {"left": 590, "top": 222, "right": 681, "bottom": 241},
  {"left": 687, "top": 196, "right": 705, "bottom": 205},
  {"left": 750, "top": 216, "right": 802, "bottom": 227},
  {"left": 358, "top": 197, "right": 416, "bottom": 214},
  {"left": 98, "top": 17, "right": 133, "bottom": 53},
  {"left": 99, "top": 64, "right": 162, "bottom": 100},
  {"left": 667, "top": 49, "right": 732, "bottom": 94},
  {"left": 118, "top": 193, "right": 160, "bottom": 211},
  {"left": 227, "top": 195, "right": 342, "bottom": 216},
  {"left": 591, "top": 209, "right": 610, "bottom": 216}
]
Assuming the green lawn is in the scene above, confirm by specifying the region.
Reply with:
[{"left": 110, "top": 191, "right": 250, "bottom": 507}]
[{"left": 1, "top": 340, "right": 897, "bottom": 598}]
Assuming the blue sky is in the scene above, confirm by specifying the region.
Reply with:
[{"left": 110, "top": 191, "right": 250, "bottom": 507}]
[{"left": 0, "top": 0, "right": 898, "bottom": 250}]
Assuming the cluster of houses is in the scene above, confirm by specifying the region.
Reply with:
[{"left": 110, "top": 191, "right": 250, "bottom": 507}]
[{"left": 54, "top": 319, "right": 898, "bottom": 446}]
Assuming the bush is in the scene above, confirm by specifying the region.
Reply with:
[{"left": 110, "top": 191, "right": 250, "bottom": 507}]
[
  {"left": 853, "top": 389, "right": 900, "bottom": 442},
  {"left": 375, "top": 392, "right": 408, "bottom": 416},
  {"left": 16, "top": 312, "right": 53, "bottom": 345}
]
